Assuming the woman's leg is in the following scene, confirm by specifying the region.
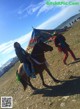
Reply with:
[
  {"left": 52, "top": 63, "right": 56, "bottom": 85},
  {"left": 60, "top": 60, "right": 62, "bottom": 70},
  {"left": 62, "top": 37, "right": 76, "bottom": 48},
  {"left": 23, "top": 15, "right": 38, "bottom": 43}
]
[
  {"left": 62, "top": 48, "right": 68, "bottom": 64},
  {"left": 68, "top": 48, "right": 76, "bottom": 60}
]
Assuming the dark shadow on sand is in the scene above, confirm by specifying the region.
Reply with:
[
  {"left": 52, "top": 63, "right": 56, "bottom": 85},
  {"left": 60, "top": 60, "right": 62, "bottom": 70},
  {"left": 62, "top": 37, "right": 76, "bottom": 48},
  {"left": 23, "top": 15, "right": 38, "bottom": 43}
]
[{"left": 32, "top": 76, "right": 80, "bottom": 97}]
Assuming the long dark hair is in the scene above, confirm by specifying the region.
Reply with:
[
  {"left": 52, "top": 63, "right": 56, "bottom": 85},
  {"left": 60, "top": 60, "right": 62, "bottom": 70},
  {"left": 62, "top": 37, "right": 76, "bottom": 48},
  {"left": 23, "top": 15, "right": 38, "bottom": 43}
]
[{"left": 14, "top": 42, "right": 21, "bottom": 48}]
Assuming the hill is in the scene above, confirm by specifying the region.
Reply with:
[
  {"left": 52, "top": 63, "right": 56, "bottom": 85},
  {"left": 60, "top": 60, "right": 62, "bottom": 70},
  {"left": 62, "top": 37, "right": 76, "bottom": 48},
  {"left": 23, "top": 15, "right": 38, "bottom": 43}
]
[
  {"left": 56, "top": 13, "right": 80, "bottom": 29},
  {"left": 0, "top": 57, "right": 18, "bottom": 77},
  {"left": 0, "top": 21, "right": 80, "bottom": 109}
]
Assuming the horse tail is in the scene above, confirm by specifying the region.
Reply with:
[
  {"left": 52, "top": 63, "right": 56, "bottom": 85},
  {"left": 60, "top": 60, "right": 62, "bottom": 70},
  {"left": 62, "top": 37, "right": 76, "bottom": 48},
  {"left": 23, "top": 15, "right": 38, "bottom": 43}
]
[{"left": 16, "top": 70, "right": 27, "bottom": 91}]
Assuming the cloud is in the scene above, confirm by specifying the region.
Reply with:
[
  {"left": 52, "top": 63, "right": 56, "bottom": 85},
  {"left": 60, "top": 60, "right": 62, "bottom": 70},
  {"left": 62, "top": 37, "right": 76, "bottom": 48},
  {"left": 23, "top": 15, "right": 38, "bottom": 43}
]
[
  {"left": 18, "top": 0, "right": 80, "bottom": 17},
  {"left": 0, "top": 32, "right": 32, "bottom": 66},
  {"left": 0, "top": 30, "right": 32, "bottom": 66},
  {"left": 37, "top": 3, "right": 54, "bottom": 16},
  {"left": 18, "top": 0, "right": 57, "bottom": 17},
  {"left": 18, "top": 1, "right": 45, "bottom": 17},
  {"left": 0, "top": 32, "right": 31, "bottom": 55},
  {"left": 37, "top": 5, "right": 80, "bottom": 29}
]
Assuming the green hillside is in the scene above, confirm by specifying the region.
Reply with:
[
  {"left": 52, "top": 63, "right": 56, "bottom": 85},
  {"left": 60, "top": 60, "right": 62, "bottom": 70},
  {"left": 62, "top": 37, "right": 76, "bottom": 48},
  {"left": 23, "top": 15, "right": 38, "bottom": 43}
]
[{"left": 0, "top": 21, "right": 80, "bottom": 109}]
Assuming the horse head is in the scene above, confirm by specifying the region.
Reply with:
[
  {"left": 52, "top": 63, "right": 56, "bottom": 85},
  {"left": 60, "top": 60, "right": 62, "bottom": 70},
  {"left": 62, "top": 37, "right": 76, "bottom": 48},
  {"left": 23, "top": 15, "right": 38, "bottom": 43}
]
[
  {"left": 37, "top": 42, "right": 53, "bottom": 52},
  {"left": 36, "top": 35, "right": 53, "bottom": 52}
]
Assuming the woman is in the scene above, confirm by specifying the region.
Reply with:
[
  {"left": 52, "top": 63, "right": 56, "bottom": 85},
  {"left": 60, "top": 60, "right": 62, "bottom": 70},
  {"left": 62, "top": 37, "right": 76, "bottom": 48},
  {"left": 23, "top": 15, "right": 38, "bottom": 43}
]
[
  {"left": 52, "top": 32, "right": 77, "bottom": 65},
  {"left": 14, "top": 42, "right": 36, "bottom": 78}
]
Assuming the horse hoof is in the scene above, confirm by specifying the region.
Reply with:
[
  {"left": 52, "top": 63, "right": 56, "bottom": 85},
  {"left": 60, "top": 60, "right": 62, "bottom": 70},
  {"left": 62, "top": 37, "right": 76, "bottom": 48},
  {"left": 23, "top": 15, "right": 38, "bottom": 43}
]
[
  {"left": 43, "top": 83, "right": 49, "bottom": 87},
  {"left": 54, "top": 79, "right": 62, "bottom": 83},
  {"left": 32, "top": 87, "right": 37, "bottom": 90}
]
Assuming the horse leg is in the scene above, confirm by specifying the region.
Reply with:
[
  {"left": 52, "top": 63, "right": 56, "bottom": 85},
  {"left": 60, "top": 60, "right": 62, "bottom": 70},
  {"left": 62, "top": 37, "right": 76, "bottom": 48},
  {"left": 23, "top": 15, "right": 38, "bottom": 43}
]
[
  {"left": 20, "top": 76, "right": 28, "bottom": 91},
  {"left": 45, "top": 67, "right": 61, "bottom": 83},
  {"left": 39, "top": 72, "right": 47, "bottom": 86},
  {"left": 27, "top": 77, "right": 37, "bottom": 90}
]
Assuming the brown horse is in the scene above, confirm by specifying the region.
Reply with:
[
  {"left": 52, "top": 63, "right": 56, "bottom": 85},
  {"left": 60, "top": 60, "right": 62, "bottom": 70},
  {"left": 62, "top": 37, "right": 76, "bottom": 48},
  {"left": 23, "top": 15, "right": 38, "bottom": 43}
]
[{"left": 16, "top": 42, "right": 60, "bottom": 90}]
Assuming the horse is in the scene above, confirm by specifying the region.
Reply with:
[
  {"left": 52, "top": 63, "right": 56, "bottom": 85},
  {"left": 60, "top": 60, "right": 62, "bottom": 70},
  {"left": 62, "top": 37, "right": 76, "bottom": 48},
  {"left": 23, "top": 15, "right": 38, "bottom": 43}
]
[{"left": 16, "top": 42, "right": 60, "bottom": 90}]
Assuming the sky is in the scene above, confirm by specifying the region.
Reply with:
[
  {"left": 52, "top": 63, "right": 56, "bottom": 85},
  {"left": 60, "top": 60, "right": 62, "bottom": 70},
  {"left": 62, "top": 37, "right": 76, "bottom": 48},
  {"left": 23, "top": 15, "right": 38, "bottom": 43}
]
[{"left": 0, "top": 0, "right": 80, "bottom": 67}]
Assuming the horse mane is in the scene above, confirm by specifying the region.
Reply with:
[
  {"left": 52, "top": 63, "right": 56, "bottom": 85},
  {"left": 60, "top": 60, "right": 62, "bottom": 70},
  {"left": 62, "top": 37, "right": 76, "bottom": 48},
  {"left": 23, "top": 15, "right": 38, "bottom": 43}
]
[{"left": 26, "top": 46, "right": 33, "bottom": 54}]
